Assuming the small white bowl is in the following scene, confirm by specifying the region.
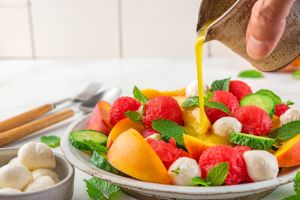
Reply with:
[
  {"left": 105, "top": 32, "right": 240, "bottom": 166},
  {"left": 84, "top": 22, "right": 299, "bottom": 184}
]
[
  {"left": 0, "top": 148, "right": 74, "bottom": 200},
  {"left": 61, "top": 114, "right": 299, "bottom": 200}
]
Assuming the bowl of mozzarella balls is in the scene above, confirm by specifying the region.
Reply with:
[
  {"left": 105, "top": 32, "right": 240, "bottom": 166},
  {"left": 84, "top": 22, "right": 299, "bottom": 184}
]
[{"left": 0, "top": 142, "right": 74, "bottom": 200}]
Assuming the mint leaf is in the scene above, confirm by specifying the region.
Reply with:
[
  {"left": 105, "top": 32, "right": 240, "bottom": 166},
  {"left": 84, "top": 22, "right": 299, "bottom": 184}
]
[
  {"left": 133, "top": 86, "right": 149, "bottom": 104},
  {"left": 205, "top": 101, "right": 230, "bottom": 114},
  {"left": 282, "top": 195, "right": 300, "bottom": 200},
  {"left": 210, "top": 77, "right": 231, "bottom": 92},
  {"left": 182, "top": 96, "right": 199, "bottom": 108},
  {"left": 40, "top": 135, "right": 60, "bottom": 148},
  {"left": 125, "top": 111, "right": 142, "bottom": 123},
  {"left": 83, "top": 140, "right": 108, "bottom": 154},
  {"left": 295, "top": 172, "right": 300, "bottom": 194},
  {"left": 172, "top": 167, "right": 181, "bottom": 175},
  {"left": 238, "top": 70, "right": 264, "bottom": 78},
  {"left": 286, "top": 100, "right": 295, "bottom": 106},
  {"left": 90, "top": 151, "right": 119, "bottom": 174},
  {"left": 269, "top": 121, "right": 300, "bottom": 142},
  {"left": 85, "top": 177, "right": 121, "bottom": 200},
  {"left": 292, "top": 70, "right": 300, "bottom": 80},
  {"left": 206, "top": 162, "right": 229, "bottom": 186},
  {"left": 152, "top": 119, "right": 185, "bottom": 149},
  {"left": 181, "top": 93, "right": 230, "bottom": 114},
  {"left": 192, "top": 177, "right": 210, "bottom": 187},
  {"left": 205, "top": 92, "right": 214, "bottom": 101}
]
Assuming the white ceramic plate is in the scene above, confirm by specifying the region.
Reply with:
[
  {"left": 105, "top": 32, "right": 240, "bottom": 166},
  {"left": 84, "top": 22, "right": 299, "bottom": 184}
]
[{"left": 61, "top": 115, "right": 299, "bottom": 200}]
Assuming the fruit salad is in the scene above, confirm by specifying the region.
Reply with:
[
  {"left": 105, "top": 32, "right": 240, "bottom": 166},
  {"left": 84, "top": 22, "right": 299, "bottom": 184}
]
[{"left": 70, "top": 77, "right": 300, "bottom": 186}]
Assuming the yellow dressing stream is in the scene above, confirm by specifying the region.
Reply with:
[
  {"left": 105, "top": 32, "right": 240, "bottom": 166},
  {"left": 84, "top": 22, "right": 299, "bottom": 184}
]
[{"left": 194, "top": 22, "right": 213, "bottom": 134}]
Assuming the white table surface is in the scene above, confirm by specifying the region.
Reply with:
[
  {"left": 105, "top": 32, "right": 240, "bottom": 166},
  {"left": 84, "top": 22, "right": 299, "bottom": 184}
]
[{"left": 0, "top": 58, "right": 298, "bottom": 200}]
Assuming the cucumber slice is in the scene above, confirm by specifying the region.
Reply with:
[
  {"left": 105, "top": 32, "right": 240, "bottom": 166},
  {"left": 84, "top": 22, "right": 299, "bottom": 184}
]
[
  {"left": 69, "top": 130, "right": 108, "bottom": 151},
  {"left": 230, "top": 132, "right": 275, "bottom": 150},
  {"left": 240, "top": 94, "right": 275, "bottom": 115},
  {"left": 90, "top": 151, "right": 119, "bottom": 174},
  {"left": 256, "top": 89, "right": 282, "bottom": 105}
]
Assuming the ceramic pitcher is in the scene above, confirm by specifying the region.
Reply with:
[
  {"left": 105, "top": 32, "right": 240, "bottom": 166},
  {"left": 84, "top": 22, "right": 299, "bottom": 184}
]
[{"left": 197, "top": 0, "right": 300, "bottom": 72}]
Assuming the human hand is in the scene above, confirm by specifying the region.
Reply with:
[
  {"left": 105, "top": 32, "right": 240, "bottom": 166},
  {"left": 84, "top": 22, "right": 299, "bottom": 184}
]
[{"left": 246, "top": 0, "right": 296, "bottom": 59}]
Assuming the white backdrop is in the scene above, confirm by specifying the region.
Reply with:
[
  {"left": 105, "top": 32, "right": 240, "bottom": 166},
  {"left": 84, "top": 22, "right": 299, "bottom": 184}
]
[{"left": 0, "top": 0, "right": 236, "bottom": 59}]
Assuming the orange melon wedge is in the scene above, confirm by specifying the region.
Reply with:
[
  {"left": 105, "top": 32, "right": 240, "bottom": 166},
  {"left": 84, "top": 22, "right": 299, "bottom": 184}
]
[{"left": 107, "top": 129, "right": 171, "bottom": 184}]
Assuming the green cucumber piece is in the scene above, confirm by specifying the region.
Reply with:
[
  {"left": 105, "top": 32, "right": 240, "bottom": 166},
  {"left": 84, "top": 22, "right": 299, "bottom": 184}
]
[
  {"left": 69, "top": 130, "right": 108, "bottom": 151},
  {"left": 256, "top": 89, "right": 282, "bottom": 105},
  {"left": 230, "top": 132, "right": 275, "bottom": 150},
  {"left": 90, "top": 151, "right": 119, "bottom": 174},
  {"left": 240, "top": 94, "right": 275, "bottom": 115}
]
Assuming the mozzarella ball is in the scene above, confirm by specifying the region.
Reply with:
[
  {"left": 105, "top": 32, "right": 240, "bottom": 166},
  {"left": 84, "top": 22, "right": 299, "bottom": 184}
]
[
  {"left": 186, "top": 80, "right": 209, "bottom": 97},
  {"left": 168, "top": 157, "right": 201, "bottom": 186},
  {"left": 24, "top": 176, "right": 55, "bottom": 193},
  {"left": 243, "top": 150, "right": 279, "bottom": 182},
  {"left": 0, "top": 164, "right": 33, "bottom": 190},
  {"left": 280, "top": 108, "right": 300, "bottom": 124},
  {"left": 186, "top": 80, "right": 199, "bottom": 97},
  {"left": 18, "top": 142, "right": 56, "bottom": 170},
  {"left": 145, "top": 133, "right": 161, "bottom": 140},
  {"left": 0, "top": 188, "right": 22, "bottom": 194},
  {"left": 8, "top": 158, "right": 24, "bottom": 167},
  {"left": 212, "top": 117, "right": 242, "bottom": 137},
  {"left": 32, "top": 169, "right": 59, "bottom": 183}
]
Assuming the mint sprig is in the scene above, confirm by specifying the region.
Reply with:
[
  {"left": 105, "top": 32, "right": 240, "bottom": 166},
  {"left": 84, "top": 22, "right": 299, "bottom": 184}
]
[
  {"left": 295, "top": 172, "right": 300, "bottom": 194},
  {"left": 85, "top": 177, "right": 121, "bottom": 200},
  {"left": 192, "top": 162, "right": 229, "bottom": 186},
  {"left": 292, "top": 70, "right": 300, "bottom": 80},
  {"left": 238, "top": 70, "right": 264, "bottom": 78},
  {"left": 125, "top": 111, "right": 142, "bottom": 123},
  {"left": 192, "top": 177, "right": 210, "bottom": 187},
  {"left": 152, "top": 119, "right": 185, "bottom": 149},
  {"left": 286, "top": 100, "right": 295, "bottom": 106},
  {"left": 133, "top": 86, "right": 149, "bottom": 104},
  {"left": 181, "top": 95, "right": 230, "bottom": 114},
  {"left": 205, "top": 101, "right": 230, "bottom": 114},
  {"left": 206, "top": 162, "right": 229, "bottom": 186},
  {"left": 40, "top": 135, "right": 60, "bottom": 148},
  {"left": 283, "top": 195, "right": 300, "bottom": 200},
  {"left": 269, "top": 121, "right": 300, "bottom": 142},
  {"left": 182, "top": 96, "right": 199, "bottom": 108},
  {"left": 282, "top": 172, "right": 300, "bottom": 200},
  {"left": 172, "top": 167, "right": 181, "bottom": 175},
  {"left": 210, "top": 77, "right": 231, "bottom": 92}
]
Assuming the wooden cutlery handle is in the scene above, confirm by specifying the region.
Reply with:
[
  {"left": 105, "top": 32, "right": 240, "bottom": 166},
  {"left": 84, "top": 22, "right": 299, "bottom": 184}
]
[
  {"left": 0, "top": 109, "right": 74, "bottom": 147},
  {"left": 0, "top": 104, "right": 54, "bottom": 132}
]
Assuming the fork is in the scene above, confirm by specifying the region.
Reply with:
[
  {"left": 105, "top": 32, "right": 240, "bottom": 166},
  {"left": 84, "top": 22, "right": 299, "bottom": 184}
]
[{"left": 0, "top": 82, "right": 102, "bottom": 132}]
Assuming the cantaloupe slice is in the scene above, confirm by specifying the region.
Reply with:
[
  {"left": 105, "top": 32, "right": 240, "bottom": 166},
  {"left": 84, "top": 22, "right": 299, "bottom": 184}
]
[
  {"left": 183, "top": 134, "right": 214, "bottom": 160},
  {"left": 274, "top": 133, "right": 300, "bottom": 167},
  {"left": 141, "top": 88, "right": 186, "bottom": 99},
  {"left": 107, "top": 118, "right": 144, "bottom": 148},
  {"left": 107, "top": 129, "right": 171, "bottom": 184}
]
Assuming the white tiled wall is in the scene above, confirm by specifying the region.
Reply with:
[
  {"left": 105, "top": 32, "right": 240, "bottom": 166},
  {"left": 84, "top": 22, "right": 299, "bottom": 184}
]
[
  {"left": 0, "top": 0, "right": 32, "bottom": 58},
  {"left": 30, "top": 0, "right": 120, "bottom": 58},
  {"left": 0, "top": 0, "right": 231, "bottom": 59}
]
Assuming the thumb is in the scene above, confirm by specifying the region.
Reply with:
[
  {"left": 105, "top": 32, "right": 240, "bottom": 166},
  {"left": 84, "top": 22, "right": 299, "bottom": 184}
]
[{"left": 246, "top": 0, "right": 295, "bottom": 60}]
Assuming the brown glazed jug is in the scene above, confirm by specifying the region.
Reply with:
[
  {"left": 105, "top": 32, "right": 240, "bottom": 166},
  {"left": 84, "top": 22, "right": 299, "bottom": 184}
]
[{"left": 197, "top": 0, "right": 300, "bottom": 72}]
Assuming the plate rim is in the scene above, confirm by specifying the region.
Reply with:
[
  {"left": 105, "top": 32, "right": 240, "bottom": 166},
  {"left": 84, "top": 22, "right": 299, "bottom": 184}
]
[{"left": 61, "top": 114, "right": 298, "bottom": 196}]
